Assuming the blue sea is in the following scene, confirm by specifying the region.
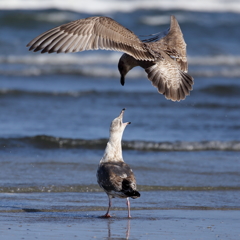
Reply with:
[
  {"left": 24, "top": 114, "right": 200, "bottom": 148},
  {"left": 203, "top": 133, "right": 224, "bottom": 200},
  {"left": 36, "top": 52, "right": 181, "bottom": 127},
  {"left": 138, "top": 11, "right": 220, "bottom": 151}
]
[{"left": 0, "top": 1, "right": 240, "bottom": 239}]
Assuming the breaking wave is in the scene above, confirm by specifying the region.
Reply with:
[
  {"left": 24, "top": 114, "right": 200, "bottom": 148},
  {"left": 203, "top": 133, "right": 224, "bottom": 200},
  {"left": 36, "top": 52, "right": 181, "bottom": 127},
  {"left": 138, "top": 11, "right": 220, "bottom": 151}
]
[
  {"left": 1, "top": 135, "right": 240, "bottom": 151},
  {"left": 2, "top": 54, "right": 240, "bottom": 78},
  {"left": 0, "top": 54, "right": 120, "bottom": 65},
  {"left": 2, "top": 54, "right": 240, "bottom": 66},
  {"left": 1, "top": 0, "right": 240, "bottom": 14},
  {"left": 0, "top": 89, "right": 95, "bottom": 97}
]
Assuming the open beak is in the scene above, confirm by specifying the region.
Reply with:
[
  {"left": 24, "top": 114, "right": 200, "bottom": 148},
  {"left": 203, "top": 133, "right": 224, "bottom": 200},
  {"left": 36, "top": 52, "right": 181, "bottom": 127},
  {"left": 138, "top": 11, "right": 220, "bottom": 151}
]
[
  {"left": 118, "top": 108, "right": 131, "bottom": 125},
  {"left": 118, "top": 108, "right": 125, "bottom": 118}
]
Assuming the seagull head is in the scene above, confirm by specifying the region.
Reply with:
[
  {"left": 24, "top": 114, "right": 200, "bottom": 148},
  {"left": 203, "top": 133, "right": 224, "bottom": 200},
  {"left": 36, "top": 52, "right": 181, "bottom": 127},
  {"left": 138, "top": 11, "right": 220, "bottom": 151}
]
[
  {"left": 110, "top": 108, "right": 131, "bottom": 136},
  {"left": 118, "top": 54, "right": 138, "bottom": 86}
]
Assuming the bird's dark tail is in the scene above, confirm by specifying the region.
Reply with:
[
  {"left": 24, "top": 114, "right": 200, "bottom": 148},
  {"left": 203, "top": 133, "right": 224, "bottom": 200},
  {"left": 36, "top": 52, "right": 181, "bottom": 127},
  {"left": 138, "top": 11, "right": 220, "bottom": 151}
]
[
  {"left": 123, "top": 190, "right": 141, "bottom": 199},
  {"left": 122, "top": 179, "right": 141, "bottom": 199}
]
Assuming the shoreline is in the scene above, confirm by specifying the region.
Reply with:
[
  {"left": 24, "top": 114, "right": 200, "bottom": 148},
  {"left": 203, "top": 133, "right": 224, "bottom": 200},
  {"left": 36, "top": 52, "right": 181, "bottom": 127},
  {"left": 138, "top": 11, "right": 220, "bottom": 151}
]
[{"left": 1, "top": 209, "right": 239, "bottom": 239}]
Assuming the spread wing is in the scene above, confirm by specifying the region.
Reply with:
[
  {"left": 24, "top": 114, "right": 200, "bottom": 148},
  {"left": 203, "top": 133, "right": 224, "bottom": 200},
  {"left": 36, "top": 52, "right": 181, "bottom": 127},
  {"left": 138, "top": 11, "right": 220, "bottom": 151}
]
[
  {"left": 145, "top": 51, "right": 194, "bottom": 101},
  {"left": 27, "top": 16, "right": 155, "bottom": 61},
  {"left": 148, "top": 16, "right": 188, "bottom": 72},
  {"left": 141, "top": 28, "right": 170, "bottom": 43}
]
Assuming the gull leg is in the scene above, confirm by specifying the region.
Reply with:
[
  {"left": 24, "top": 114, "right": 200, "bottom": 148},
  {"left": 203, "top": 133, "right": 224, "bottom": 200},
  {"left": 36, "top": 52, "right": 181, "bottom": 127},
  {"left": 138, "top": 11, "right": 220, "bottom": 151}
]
[
  {"left": 101, "top": 195, "right": 112, "bottom": 218},
  {"left": 126, "top": 197, "right": 131, "bottom": 218}
]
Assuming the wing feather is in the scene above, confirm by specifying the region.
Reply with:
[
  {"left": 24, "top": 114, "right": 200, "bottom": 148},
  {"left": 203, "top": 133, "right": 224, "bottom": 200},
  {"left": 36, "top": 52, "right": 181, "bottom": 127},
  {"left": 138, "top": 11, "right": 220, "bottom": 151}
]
[
  {"left": 58, "top": 34, "right": 78, "bottom": 53},
  {"left": 30, "top": 31, "right": 63, "bottom": 52},
  {"left": 27, "top": 28, "right": 60, "bottom": 49},
  {"left": 53, "top": 34, "right": 74, "bottom": 53},
  {"left": 27, "top": 16, "right": 155, "bottom": 61},
  {"left": 97, "top": 162, "right": 138, "bottom": 194},
  {"left": 41, "top": 33, "right": 68, "bottom": 53},
  {"left": 72, "top": 36, "right": 86, "bottom": 52},
  {"left": 145, "top": 52, "right": 193, "bottom": 101},
  {"left": 149, "top": 16, "right": 188, "bottom": 72}
]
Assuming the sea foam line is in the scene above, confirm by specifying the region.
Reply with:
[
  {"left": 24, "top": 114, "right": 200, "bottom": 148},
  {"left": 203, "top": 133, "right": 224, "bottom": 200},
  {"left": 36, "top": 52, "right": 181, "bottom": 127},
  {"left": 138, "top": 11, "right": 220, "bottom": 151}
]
[
  {"left": 1, "top": 65, "right": 240, "bottom": 78},
  {"left": 1, "top": 136, "right": 240, "bottom": 151},
  {"left": 2, "top": 55, "right": 240, "bottom": 66},
  {"left": 2, "top": 55, "right": 240, "bottom": 78},
  {"left": 1, "top": 0, "right": 240, "bottom": 13}
]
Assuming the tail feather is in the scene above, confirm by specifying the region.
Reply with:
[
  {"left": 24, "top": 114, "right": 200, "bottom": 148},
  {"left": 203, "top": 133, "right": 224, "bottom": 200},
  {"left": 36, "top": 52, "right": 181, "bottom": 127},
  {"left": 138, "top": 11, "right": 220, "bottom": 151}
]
[
  {"left": 123, "top": 189, "right": 141, "bottom": 199},
  {"left": 121, "top": 178, "right": 140, "bottom": 199}
]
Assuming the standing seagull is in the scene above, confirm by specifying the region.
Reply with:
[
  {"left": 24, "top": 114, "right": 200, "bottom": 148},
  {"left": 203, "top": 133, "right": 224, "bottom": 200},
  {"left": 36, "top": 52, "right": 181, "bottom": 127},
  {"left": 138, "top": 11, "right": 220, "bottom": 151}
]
[
  {"left": 97, "top": 108, "right": 140, "bottom": 218},
  {"left": 27, "top": 15, "right": 193, "bottom": 101}
]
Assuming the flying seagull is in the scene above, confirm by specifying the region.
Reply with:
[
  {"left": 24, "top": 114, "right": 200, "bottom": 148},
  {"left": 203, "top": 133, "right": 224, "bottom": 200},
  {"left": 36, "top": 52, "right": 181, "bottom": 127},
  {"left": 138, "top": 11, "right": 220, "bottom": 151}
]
[
  {"left": 97, "top": 108, "right": 140, "bottom": 218},
  {"left": 27, "top": 15, "right": 193, "bottom": 101}
]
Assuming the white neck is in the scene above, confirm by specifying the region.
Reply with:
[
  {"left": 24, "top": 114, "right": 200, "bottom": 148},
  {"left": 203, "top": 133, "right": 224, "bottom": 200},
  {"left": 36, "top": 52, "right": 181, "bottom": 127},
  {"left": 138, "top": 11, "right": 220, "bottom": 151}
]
[{"left": 100, "top": 131, "right": 124, "bottom": 163}]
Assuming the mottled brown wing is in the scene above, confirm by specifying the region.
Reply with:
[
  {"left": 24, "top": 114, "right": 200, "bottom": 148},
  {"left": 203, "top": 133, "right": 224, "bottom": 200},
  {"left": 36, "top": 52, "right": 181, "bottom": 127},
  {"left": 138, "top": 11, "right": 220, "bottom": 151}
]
[
  {"left": 27, "top": 16, "right": 155, "bottom": 61},
  {"left": 97, "top": 162, "right": 137, "bottom": 193},
  {"left": 149, "top": 15, "right": 188, "bottom": 72},
  {"left": 145, "top": 52, "right": 193, "bottom": 101}
]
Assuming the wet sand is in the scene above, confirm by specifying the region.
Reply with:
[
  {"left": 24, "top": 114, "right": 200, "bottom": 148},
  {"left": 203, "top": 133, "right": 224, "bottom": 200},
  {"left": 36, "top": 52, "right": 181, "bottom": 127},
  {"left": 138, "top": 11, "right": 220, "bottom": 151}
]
[{"left": 1, "top": 210, "right": 239, "bottom": 240}]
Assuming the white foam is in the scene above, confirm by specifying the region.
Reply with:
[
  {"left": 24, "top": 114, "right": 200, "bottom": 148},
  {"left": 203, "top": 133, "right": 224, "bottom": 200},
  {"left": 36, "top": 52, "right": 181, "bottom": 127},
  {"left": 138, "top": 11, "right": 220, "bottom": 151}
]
[
  {"left": 193, "top": 68, "right": 240, "bottom": 78},
  {"left": 35, "top": 12, "right": 79, "bottom": 23},
  {"left": 2, "top": 54, "right": 240, "bottom": 66},
  {"left": 124, "top": 140, "right": 240, "bottom": 151},
  {"left": 140, "top": 14, "right": 188, "bottom": 26},
  {"left": 1, "top": 0, "right": 240, "bottom": 13},
  {"left": 2, "top": 54, "right": 240, "bottom": 78},
  {"left": 0, "top": 53, "right": 121, "bottom": 65},
  {"left": 189, "top": 56, "right": 240, "bottom": 66}
]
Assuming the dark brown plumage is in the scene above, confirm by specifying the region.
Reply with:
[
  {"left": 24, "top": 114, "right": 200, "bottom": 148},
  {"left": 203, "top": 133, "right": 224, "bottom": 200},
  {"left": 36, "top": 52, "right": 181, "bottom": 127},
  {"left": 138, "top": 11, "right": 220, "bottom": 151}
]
[
  {"left": 27, "top": 15, "right": 193, "bottom": 101},
  {"left": 97, "top": 162, "right": 140, "bottom": 199}
]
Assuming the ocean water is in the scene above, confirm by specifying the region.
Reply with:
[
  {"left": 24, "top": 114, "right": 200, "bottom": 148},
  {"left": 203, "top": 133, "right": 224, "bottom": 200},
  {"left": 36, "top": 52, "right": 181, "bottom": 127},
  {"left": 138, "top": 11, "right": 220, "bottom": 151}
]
[{"left": 0, "top": 2, "right": 240, "bottom": 237}]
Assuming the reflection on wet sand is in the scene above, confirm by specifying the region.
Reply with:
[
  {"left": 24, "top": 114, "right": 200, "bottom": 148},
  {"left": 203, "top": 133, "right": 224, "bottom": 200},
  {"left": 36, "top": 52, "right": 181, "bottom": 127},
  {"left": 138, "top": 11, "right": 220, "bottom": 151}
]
[{"left": 107, "top": 219, "right": 131, "bottom": 240}]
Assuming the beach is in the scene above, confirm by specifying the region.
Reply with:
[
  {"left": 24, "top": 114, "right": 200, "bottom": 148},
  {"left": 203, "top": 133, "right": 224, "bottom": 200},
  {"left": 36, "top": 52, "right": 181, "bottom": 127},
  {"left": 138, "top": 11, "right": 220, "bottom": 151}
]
[
  {"left": 1, "top": 194, "right": 240, "bottom": 239},
  {"left": 1, "top": 148, "right": 240, "bottom": 239},
  {"left": 0, "top": 0, "right": 240, "bottom": 239}
]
